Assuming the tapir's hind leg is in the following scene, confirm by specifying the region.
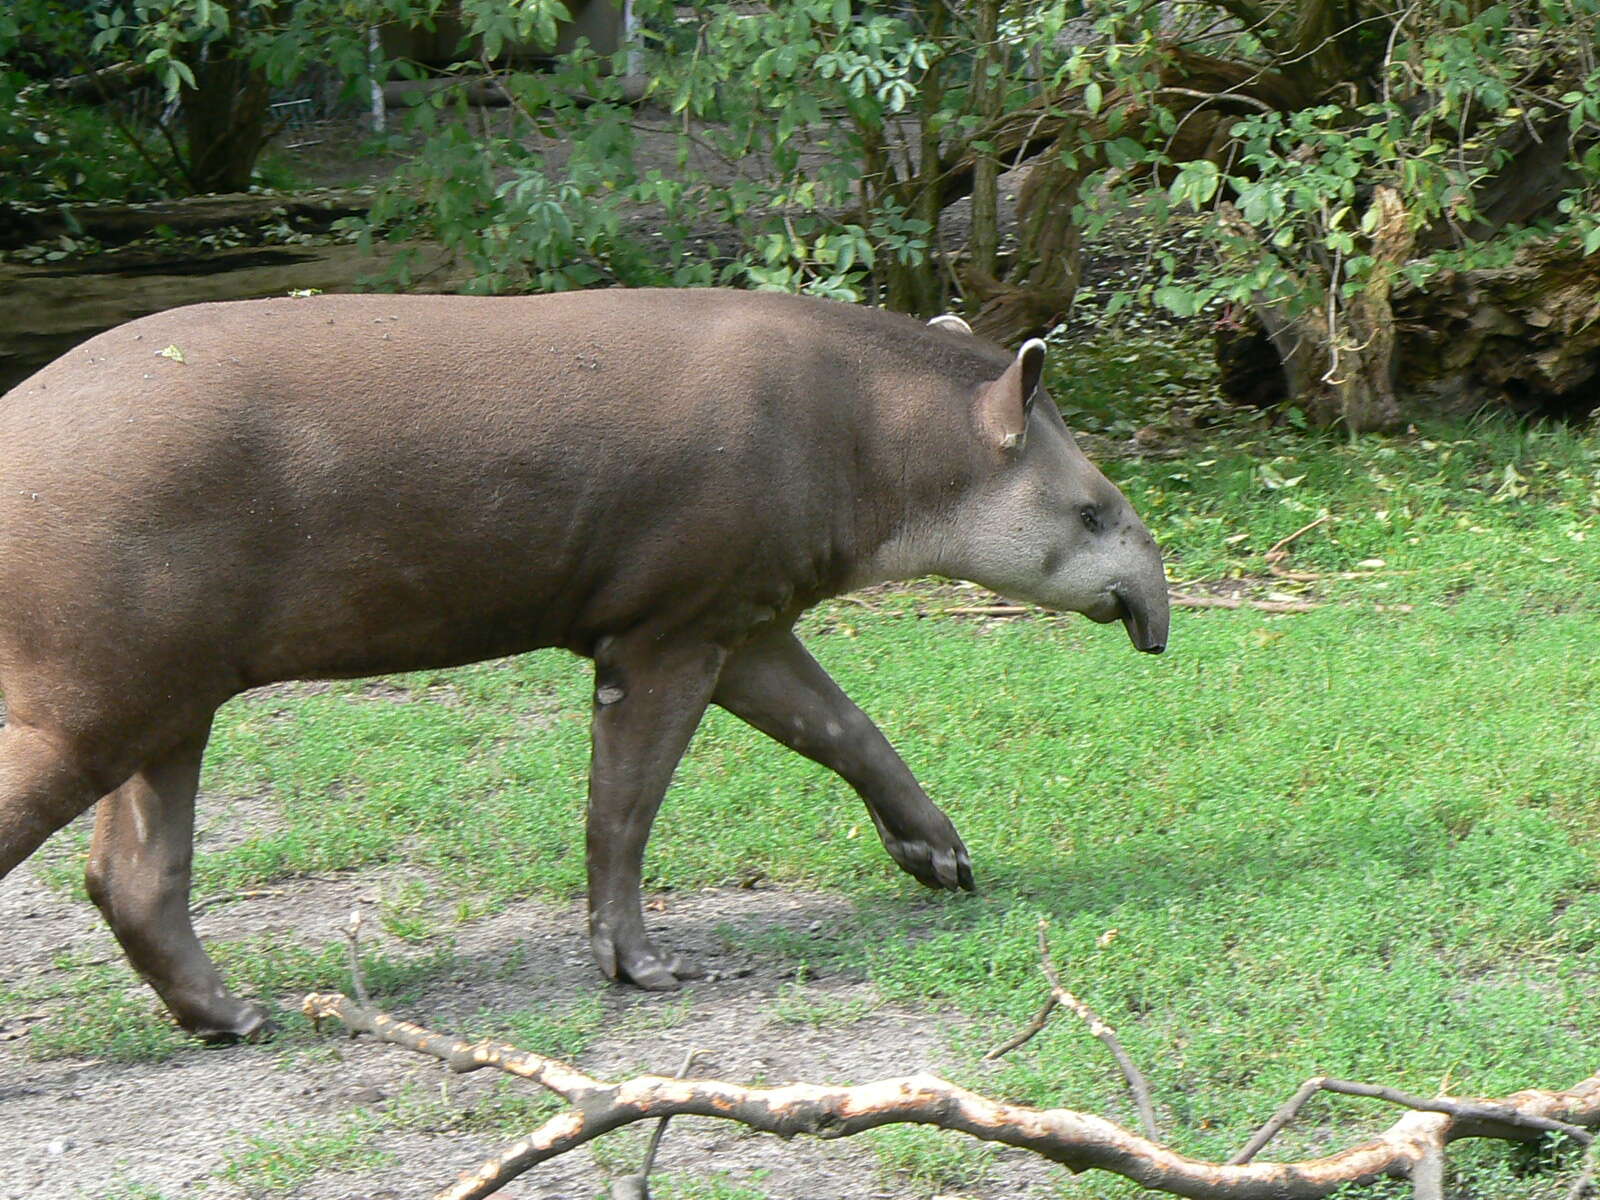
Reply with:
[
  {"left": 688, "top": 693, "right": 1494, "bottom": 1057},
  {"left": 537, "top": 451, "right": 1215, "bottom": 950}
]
[
  {"left": 587, "top": 636, "right": 727, "bottom": 991},
  {"left": 83, "top": 728, "right": 272, "bottom": 1042},
  {"left": 0, "top": 724, "right": 108, "bottom": 879},
  {"left": 714, "top": 629, "right": 975, "bottom": 892}
]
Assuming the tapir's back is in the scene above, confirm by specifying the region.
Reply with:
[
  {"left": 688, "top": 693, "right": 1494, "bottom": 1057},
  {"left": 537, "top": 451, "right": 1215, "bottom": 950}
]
[{"left": 0, "top": 291, "right": 997, "bottom": 692}]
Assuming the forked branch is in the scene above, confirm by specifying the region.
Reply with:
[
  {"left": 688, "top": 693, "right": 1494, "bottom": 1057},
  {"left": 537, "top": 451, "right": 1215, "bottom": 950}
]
[{"left": 301, "top": 992, "right": 1600, "bottom": 1200}]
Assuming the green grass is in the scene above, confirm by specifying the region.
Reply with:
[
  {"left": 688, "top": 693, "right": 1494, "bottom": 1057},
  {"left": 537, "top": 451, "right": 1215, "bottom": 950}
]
[
  {"left": 8, "top": 328, "right": 1600, "bottom": 1197},
  {"left": 217, "top": 1113, "right": 390, "bottom": 1194}
]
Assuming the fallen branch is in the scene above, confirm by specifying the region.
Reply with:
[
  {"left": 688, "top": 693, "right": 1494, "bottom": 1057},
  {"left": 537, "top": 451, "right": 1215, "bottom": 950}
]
[
  {"left": 1169, "top": 592, "right": 1320, "bottom": 613},
  {"left": 941, "top": 604, "right": 1030, "bottom": 617},
  {"left": 301, "top": 991, "right": 1600, "bottom": 1200}
]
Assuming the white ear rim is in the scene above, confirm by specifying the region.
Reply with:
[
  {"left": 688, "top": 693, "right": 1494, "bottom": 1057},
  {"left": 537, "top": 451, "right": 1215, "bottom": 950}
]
[
  {"left": 1018, "top": 338, "right": 1047, "bottom": 410},
  {"left": 928, "top": 314, "right": 974, "bottom": 335}
]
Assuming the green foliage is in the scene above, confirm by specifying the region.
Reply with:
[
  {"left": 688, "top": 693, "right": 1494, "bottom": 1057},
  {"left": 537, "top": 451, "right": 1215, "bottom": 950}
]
[
  {"left": 1070, "top": 2, "right": 1600, "bottom": 324},
  {"left": 653, "top": 1172, "right": 772, "bottom": 1200},
  {"left": 351, "top": 1, "right": 1071, "bottom": 302},
  {"left": 0, "top": 74, "right": 172, "bottom": 205}
]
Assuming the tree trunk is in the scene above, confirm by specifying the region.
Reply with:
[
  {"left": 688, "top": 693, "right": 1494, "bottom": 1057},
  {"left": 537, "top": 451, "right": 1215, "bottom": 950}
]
[
  {"left": 179, "top": 34, "right": 273, "bottom": 193},
  {"left": 967, "top": 0, "right": 1003, "bottom": 282}
]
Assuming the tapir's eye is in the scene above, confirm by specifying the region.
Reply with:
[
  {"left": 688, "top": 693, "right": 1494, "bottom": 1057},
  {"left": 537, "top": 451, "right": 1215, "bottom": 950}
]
[{"left": 1079, "top": 505, "right": 1101, "bottom": 533}]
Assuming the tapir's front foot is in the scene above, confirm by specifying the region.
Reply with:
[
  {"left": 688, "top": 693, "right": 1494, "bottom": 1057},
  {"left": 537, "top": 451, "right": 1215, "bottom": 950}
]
[
  {"left": 590, "top": 915, "right": 705, "bottom": 991},
  {"left": 876, "top": 809, "right": 976, "bottom": 892}
]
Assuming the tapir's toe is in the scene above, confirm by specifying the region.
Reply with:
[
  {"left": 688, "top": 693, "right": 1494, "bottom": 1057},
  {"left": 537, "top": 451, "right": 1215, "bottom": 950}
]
[
  {"left": 621, "top": 950, "right": 706, "bottom": 991},
  {"left": 886, "top": 833, "right": 975, "bottom": 892},
  {"left": 933, "top": 847, "right": 975, "bottom": 892}
]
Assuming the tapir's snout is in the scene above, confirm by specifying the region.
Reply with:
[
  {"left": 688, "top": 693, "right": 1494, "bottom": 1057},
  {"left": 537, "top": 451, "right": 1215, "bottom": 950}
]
[{"left": 1114, "top": 584, "right": 1169, "bottom": 655}]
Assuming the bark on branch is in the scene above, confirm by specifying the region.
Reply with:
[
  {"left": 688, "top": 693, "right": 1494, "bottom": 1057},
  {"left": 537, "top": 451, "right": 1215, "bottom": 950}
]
[{"left": 301, "top": 991, "right": 1600, "bottom": 1200}]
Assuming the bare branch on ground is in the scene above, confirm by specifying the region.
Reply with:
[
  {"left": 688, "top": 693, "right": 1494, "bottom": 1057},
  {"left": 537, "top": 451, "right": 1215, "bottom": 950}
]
[{"left": 300, "top": 990, "right": 1600, "bottom": 1200}]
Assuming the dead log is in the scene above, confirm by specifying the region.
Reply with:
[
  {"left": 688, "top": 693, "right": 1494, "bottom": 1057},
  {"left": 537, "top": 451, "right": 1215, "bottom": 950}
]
[
  {"left": 301, "top": 989, "right": 1600, "bottom": 1200},
  {"left": 0, "top": 188, "right": 376, "bottom": 251},
  {"left": 0, "top": 238, "right": 459, "bottom": 394}
]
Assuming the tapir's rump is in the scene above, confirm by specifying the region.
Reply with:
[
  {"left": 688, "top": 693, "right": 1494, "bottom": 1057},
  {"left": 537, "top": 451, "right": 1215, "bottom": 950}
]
[{"left": 0, "top": 289, "right": 1167, "bottom": 1040}]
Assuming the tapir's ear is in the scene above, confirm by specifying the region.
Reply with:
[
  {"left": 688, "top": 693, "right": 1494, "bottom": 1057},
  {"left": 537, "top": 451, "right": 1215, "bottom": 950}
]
[
  {"left": 928, "top": 314, "right": 974, "bottom": 336},
  {"left": 977, "top": 338, "right": 1047, "bottom": 455}
]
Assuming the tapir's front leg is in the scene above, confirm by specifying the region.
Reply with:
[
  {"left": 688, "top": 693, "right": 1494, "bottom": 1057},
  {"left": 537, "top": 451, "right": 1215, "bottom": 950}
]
[
  {"left": 587, "top": 636, "right": 727, "bottom": 990},
  {"left": 714, "top": 629, "right": 974, "bottom": 892}
]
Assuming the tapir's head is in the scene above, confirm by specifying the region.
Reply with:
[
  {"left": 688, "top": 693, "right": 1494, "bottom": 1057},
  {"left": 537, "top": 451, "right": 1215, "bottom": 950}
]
[{"left": 895, "top": 318, "right": 1170, "bottom": 654}]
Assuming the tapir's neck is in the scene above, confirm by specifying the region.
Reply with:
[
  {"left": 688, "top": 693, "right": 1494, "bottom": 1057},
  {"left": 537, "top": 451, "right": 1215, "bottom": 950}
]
[{"left": 843, "top": 521, "right": 955, "bottom": 590}]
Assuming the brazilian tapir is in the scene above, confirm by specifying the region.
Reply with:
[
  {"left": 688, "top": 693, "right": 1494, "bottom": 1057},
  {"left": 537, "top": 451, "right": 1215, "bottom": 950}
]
[{"left": 0, "top": 288, "right": 1167, "bottom": 1040}]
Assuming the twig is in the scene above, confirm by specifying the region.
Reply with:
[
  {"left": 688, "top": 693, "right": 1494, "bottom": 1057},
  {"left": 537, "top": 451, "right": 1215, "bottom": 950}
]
[
  {"left": 1231, "top": 1074, "right": 1593, "bottom": 1163},
  {"left": 1152, "top": 86, "right": 1277, "bottom": 114},
  {"left": 344, "top": 908, "right": 371, "bottom": 1009},
  {"left": 941, "top": 604, "right": 1030, "bottom": 617},
  {"left": 1265, "top": 514, "right": 1332, "bottom": 560},
  {"left": 1034, "top": 922, "right": 1159, "bottom": 1141},
  {"left": 983, "top": 991, "right": 1060, "bottom": 1060},
  {"left": 1411, "top": 1139, "right": 1446, "bottom": 1200},
  {"left": 611, "top": 1047, "right": 700, "bottom": 1200},
  {"left": 302, "top": 992, "right": 601, "bottom": 1102},
  {"left": 1230, "top": 1076, "right": 1327, "bottom": 1163},
  {"left": 301, "top": 989, "right": 1600, "bottom": 1200},
  {"left": 1316, "top": 1078, "right": 1592, "bottom": 1144},
  {"left": 1568, "top": 1143, "right": 1599, "bottom": 1200}
]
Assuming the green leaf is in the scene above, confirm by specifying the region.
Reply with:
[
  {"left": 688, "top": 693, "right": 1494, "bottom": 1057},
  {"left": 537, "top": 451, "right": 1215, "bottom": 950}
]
[{"left": 1153, "top": 285, "right": 1198, "bottom": 317}]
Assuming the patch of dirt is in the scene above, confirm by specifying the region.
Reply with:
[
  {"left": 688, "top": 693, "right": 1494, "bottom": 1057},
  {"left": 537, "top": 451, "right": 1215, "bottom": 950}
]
[{"left": 0, "top": 855, "right": 1067, "bottom": 1200}]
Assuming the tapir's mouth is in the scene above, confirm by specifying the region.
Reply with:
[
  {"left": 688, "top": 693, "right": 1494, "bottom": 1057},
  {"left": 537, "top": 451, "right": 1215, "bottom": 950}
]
[{"left": 1112, "top": 588, "right": 1167, "bottom": 655}]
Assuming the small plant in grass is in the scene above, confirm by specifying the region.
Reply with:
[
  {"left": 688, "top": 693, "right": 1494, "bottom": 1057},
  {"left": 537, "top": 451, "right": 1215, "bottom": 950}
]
[
  {"left": 218, "top": 1113, "right": 390, "bottom": 1194},
  {"left": 92, "top": 1180, "right": 182, "bottom": 1200},
  {"left": 382, "top": 1076, "right": 563, "bottom": 1137},
  {"left": 653, "top": 1171, "right": 773, "bottom": 1200},
  {"left": 24, "top": 970, "right": 186, "bottom": 1063},
  {"left": 378, "top": 877, "right": 441, "bottom": 942},
  {"left": 868, "top": 1125, "right": 997, "bottom": 1192},
  {"left": 483, "top": 993, "right": 607, "bottom": 1062},
  {"left": 587, "top": 1123, "right": 652, "bottom": 1178},
  {"left": 770, "top": 981, "right": 877, "bottom": 1028}
]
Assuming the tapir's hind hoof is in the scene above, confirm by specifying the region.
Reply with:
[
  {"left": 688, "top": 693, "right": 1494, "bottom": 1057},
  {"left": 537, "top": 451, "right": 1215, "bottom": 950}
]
[
  {"left": 592, "top": 926, "right": 706, "bottom": 991},
  {"left": 625, "top": 952, "right": 706, "bottom": 992},
  {"left": 187, "top": 1001, "right": 278, "bottom": 1045}
]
